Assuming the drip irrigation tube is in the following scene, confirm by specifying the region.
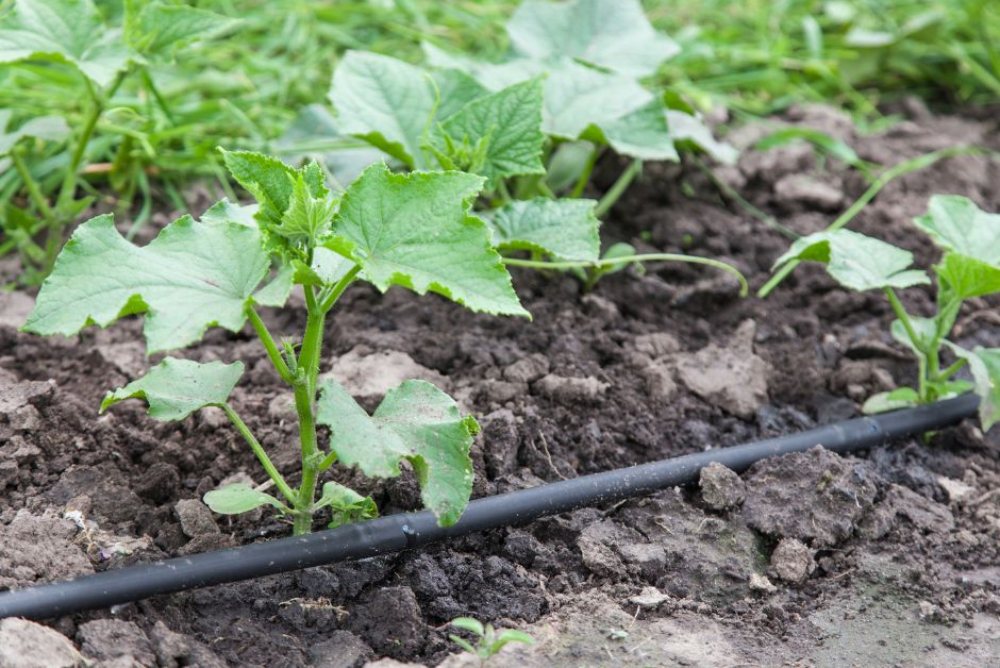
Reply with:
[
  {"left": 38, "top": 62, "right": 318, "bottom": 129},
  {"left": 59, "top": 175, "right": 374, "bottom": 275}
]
[{"left": 0, "top": 393, "right": 980, "bottom": 620}]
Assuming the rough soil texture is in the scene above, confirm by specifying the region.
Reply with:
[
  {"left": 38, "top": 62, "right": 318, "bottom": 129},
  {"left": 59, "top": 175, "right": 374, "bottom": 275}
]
[{"left": 2, "top": 101, "right": 1000, "bottom": 667}]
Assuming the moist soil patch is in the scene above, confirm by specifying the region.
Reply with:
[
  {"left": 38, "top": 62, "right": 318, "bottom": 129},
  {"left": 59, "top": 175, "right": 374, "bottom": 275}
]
[{"left": 2, "top": 103, "right": 999, "bottom": 667}]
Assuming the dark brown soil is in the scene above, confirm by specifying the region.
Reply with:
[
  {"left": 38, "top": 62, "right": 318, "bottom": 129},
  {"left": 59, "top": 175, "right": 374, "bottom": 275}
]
[{"left": 2, "top": 102, "right": 999, "bottom": 667}]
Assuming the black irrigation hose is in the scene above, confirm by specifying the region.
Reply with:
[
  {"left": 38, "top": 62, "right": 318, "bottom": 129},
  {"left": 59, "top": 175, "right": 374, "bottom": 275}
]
[{"left": 0, "top": 393, "right": 980, "bottom": 620}]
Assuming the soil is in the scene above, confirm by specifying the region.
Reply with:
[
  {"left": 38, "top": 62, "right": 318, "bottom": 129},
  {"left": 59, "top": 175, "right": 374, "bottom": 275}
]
[{"left": 2, "top": 100, "right": 1000, "bottom": 667}]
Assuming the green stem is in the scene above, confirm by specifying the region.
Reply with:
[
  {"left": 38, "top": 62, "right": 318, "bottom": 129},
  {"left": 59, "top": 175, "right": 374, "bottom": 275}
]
[
  {"left": 693, "top": 156, "right": 797, "bottom": 239},
  {"left": 885, "top": 288, "right": 929, "bottom": 401},
  {"left": 317, "top": 450, "right": 338, "bottom": 472},
  {"left": 594, "top": 159, "right": 642, "bottom": 218},
  {"left": 11, "top": 149, "right": 55, "bottom": 221},
  {"left": 56, "top": 69, "right": 129, "bottom": 213},
  {"left": 569, "top": 147, "right": 600, "bottom": 199},
  {"left": 247, "top": 305, "right": 295, "bottom": 384},
  {"left": 318, "top": 265, "right": 361, "bottom": 314},
  {"left": 292, "top": 286, "right": 326, "bottom": 535},
  {"left": 503, "top": 252, "right": 748, "bottom": 296},
  {"left": 934, "top": 358, "right": 968, "bottom": 383},
  {"left": 221, "top": 404, "right": 297, "bottom": 504},
  {"left": 758, "top": 146, "right": 982, "bottom": 298}
]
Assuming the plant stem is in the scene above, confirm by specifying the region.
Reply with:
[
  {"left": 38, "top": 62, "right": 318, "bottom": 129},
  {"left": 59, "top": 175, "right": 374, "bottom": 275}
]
[
  {"left": 885, "top": 287, "right": 929, "bottom": 401},
  {"left": 934, "top": 358, "right": 968, "bottom": 383},
  {"left": 594, "top": 159, "right": 642, "bottom": 218},
  {"left": 221, "top": 404, "right": 297, "bottom": 504},
  {"left": 318, "top": 265, "right": 361, "bottom": 313},
  {"left": 291, "top": 286, "right": 326, "bottom": 535},
  {"left": 503, "top": 252, "right": 748, "bottom": 296},
  {"left": 569, "top": 147, "right": 600, "bottom": 199},
  {"left": 247, "top": 305, "right": 295, "bottom": 384},
  {"left": 758, "top": 146, "right": 982, "bottom": 298},
  {"left": 11, "top": 149, "right": 54, "bottom": 221},
  {"left": 56, "top": 69, "right": 129, "bottom": 213}
]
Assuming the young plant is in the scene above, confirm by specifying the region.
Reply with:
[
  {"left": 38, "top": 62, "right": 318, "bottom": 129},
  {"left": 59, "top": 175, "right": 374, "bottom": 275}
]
[
  {"left": 449, "top": 617, "right": 534, "bottom": 665},
  {"left": 24, "top": 149, "right": 529, "bottom": 535},
  {"left": 0, "top": 0, "right": 235, "bottom": 284},
  {"left": 772, "top": 195, "right": 1000, "bottom": 429}
]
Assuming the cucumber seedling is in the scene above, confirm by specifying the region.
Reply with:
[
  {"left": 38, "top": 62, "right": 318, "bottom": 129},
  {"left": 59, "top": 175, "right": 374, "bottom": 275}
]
[
  {"left": 773, "top": 195, "right": 1000, "bottom": 429},
  {"left": 449, "top": 617, "right": 534, "bottom": 665},
  {"left": 24, "top": 150, "right": 528, "bottom": 535}
]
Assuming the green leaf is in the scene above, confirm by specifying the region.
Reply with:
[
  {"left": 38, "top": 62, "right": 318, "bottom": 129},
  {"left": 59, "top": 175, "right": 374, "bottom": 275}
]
[
  {"left": 451, "top": 617, "right": 485, "bottom": 636},
  {"left": 0, "top": 0, "right": 131, "bottom": 87},
  {"left": 436, "top": 78, "right": 545, "bottom": 182},
  {"left": 492, "top": 629, "right": 535, "bottom": 651},
  {"left": 316, "top": 378, "right": 478, "bottom": 526},
  {"left": 24, "top": 213, "right": 271, "bottom": 353},
  {"left": 220, "top": 149, "right": 297, "bottom": 228},
  {"left": 329, "top": 51, "right": 437, "bottom": 168},
  {"left": 326, "top": 163, "right": 528, "bottom": 317},
  {"left": 862, "top": 387, "right": 920, "bottom": 414},
  {"left": 276, "top": 173, "right": 337, "bottom": 248},
  {"left": 913, "top": 195, "right": 1000, "bottom": 266},
  {"left": 666, "top": 110, "right": 739, "bottom": 165},
  {"left": 489, "top": 198, "right": 600, "bottom": 261},
  {"left": 773, "top": 229, "right": 929, "bottom": 292},
  {"left": 944, "top": 343, "right": 1000, "bottom": 430},
  {"left": 582, "top": 100, "right": 678, "bottom": 161},
  {"left": 124, "top": 0, "right": 237, "bottom": 55},
  {"left": 0, "top": 109, "right": 69, "bottom": 155},
  {"left": 507, "top": 0, "right": 678, "bottom": 76},
  {"left": 934, "top": 252, "right": 1000, "bottom": 301},
  {"left": 100, "top": 357, "right": 243, "bottom": 420},
  {"left": 314, "top": 482, "right": 378, "bottom": 529},
  {"left": 204, "top": 483, "right": 286, "bottom": 515},
  {"left": 543, "top": 59, "right": 652, "bottom": 138}
]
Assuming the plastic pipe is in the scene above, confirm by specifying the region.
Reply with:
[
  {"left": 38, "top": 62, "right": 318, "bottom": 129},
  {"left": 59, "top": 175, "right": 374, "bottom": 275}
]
[{"left": 0, "top": 393, "right": 979, "bottom": 620}]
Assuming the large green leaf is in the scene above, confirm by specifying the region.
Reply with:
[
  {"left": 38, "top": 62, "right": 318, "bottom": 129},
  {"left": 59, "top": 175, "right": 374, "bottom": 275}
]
[
  {"left": 24, "top": 214, "right": 271, "bottom": 352},
  {"left": 773, "top": 229, "right": 929, "bottom": 292},
  {"left": 326, "top": 163, "right": 528, "bottom": 317},
  {"left": 0, "top": 0, "right": 131, "bottom": 86},
  {"left": 934, "top": 252, "right": 1000, "bottom": 301},
  {"left": 944, "top": 343, "right": 1000, "bottom": 430},
  {"left": 543, "top": 59, "right": 651, "bottom": 138},
  {"left": 317, "top": 378, "right": 478, "bottom": 526},
  {"left": 436, "top": 78, "right": 545, "bottom": 182},
  {"left": 914, "top": 195, "right": 1000, "bottom": 265},
  {"left": 0, "top": 109, "right": 69, "bottom": 155},
  {"left": 488, "top": 198, "right": 600, "bottom": 262},
  {"left": 100, "top": 357, "right": 243, "bottom": 420},
  {"left": 506, "top": 0, "right": 678, "bottom": 77},
  {"left": 328, "top": 51, "right": 437, "bottom": 168},
  {"left": 124, "top": 0, "right": 237, "bottom": 55}
]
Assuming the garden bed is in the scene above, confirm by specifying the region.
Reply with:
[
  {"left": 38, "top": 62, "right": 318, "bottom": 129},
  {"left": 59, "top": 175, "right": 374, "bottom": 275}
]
[{"left": 1, "top": 103, "right": 999, "bottom": 667}]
